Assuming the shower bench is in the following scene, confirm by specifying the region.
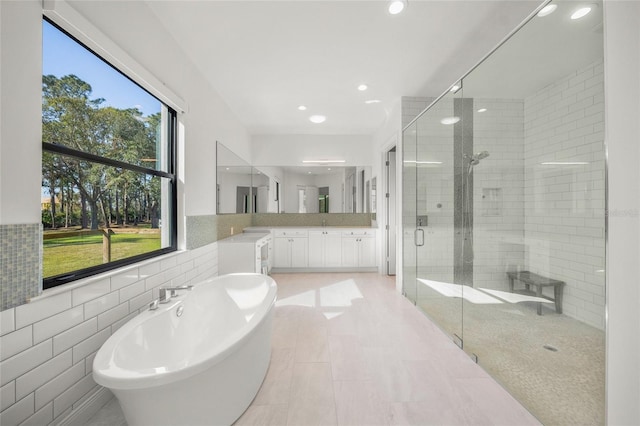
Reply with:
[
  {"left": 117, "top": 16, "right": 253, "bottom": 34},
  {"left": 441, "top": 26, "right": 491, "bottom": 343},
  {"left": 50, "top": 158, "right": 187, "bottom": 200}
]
[{"left": 506, "top": 271, "right": 565, "bottom": 316}]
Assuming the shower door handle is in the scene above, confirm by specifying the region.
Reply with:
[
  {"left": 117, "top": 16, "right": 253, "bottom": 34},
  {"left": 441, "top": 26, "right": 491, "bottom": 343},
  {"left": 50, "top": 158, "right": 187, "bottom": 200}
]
[{"left": 414, "top": 228, "right": 424, "bottom": 247}]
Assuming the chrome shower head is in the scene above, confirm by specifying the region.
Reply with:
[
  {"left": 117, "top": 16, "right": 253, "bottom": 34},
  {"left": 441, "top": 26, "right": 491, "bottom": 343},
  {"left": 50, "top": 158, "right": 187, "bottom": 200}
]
[{"left": 469, "top": 151, "right": 490, "bottom": 166}]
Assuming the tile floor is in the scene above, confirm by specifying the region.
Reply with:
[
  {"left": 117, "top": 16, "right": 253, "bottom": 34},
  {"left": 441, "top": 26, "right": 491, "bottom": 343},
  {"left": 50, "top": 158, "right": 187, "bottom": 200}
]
[{"left": 87, "top": 272, "right": 540, "bottom": 425}]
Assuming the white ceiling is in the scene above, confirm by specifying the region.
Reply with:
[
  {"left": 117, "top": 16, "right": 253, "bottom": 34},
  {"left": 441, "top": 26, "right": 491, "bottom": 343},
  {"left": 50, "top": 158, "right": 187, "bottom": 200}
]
[
  {"left": 463, "top": 0, "right": 604, "bottom": 99},
  {"left": 147, "top": 0, "right": 543, "bottom": 136}
]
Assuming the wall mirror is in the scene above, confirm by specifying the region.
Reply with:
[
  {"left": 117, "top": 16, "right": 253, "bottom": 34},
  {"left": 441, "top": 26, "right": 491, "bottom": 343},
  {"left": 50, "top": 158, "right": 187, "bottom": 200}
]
[
  {"left": 253, "top": 165, "right": 372, "bottom": 213},
  {"left": 216, "top": 142, "right": 373, "bottom": 214},
  {"left": 216, "top": 142, "right": 253, "bottom": 214}
]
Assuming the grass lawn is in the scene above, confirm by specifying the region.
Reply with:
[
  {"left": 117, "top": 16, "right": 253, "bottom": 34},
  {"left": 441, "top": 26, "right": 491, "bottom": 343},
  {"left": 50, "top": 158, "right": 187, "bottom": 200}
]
[{"left": 43, "top": 231, "right": 161, "bottom": 278}]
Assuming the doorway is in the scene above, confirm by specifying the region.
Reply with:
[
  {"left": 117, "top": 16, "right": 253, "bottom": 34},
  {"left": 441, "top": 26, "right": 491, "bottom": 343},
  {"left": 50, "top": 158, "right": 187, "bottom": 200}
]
[{"left": 386, "top": 147, "right": 397, "bottom": 275}]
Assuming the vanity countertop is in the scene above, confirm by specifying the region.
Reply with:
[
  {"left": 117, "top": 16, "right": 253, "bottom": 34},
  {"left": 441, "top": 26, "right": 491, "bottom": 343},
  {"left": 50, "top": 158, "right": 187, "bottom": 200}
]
[
  {"left": 218, "top": 232, "right": 271, "bottom": 243},
  {"left": 243, "top": 226, "right": 376, "bottom": 231}
]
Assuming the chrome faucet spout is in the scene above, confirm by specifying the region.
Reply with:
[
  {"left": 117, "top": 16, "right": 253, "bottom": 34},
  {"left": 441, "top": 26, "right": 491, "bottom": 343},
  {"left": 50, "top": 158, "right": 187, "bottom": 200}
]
[{"left": 159, "top": 285, "right": 194, "bottom": 303}]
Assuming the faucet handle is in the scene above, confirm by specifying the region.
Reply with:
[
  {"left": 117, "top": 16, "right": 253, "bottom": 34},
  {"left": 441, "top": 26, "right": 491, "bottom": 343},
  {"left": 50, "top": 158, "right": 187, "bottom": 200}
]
[
  {"left": 149, "top": 299, "right": 159, "bottom": 310},
  {"left": 158, "top": 288, "right": 171, "bottom": 304}
]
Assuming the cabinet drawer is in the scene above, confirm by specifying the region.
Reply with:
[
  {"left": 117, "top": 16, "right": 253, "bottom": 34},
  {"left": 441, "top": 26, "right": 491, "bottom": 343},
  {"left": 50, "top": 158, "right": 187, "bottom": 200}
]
[
  {"left": 273, "top": 229, "right": 308, "bottom": 237},
  {"left": 309, "top": 230, "right": 341, "bottom": 237},
  {"left": 341, "top": 229, "right": 375, "bottom": 237}
]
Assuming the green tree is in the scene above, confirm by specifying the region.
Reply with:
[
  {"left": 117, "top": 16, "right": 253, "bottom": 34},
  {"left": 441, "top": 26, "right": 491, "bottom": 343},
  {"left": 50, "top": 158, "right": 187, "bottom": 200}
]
[{"left": 42, "top": 74, "right": 159, "bottom": 230}]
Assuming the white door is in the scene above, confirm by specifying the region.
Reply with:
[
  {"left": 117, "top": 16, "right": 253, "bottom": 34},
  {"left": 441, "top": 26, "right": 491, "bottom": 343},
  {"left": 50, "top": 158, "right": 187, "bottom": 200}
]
[
  {"left": 290, "top": 237, "right": 308, "bottom": 267},
  {"left": 324, "top": 232, "right": 343, "bottom": 267},
  {"left": 273, "top": 237, "right": 290, "bottom": 267},
  {"left": 308, "top": 231, "right": 324, "bottom": 267}
]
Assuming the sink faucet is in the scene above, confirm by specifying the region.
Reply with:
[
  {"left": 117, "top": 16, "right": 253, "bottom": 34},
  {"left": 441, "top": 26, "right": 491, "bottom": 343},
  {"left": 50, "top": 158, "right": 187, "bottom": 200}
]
[
  {"left": 322, "top": 219, "right": 326, "bottom": 227},
  {"left": 159, "top": 285, "right": 194, "bottom": 304}
]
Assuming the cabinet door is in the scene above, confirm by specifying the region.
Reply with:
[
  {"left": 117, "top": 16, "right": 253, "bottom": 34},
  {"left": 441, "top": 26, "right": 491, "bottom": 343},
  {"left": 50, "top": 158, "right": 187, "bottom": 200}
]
[
  {"left": 341, "top": 237, "right": 359, "bottom": 267},
  {"left": 308, "top": 232, "right": 324, "bottom": 267},
  {"left": 324, "top": 233, "right": 343, "bottom": 267},
  {"left": 290, "top": 237, "right": 308, "bottom": 267},
  {"left": 273, "top": 237, "right": 290, "bottom": 267},
  {"left": 358, "top": 236, "right": 377, "bottom": 267}
]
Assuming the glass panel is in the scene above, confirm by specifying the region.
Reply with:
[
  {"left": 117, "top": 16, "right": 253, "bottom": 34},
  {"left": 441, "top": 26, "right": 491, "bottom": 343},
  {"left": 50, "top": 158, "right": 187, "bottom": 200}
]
[
  {"left": 42, "top": 20, "right": 167, "bottom": 172},
  {"left": 413, "top": 88, "right": 462, "bottom": 343},
  {"left": 459, "top": 1, "right": 605, "bottom": 424},
  {"left": 402, "top": 121, "right": 417, "bottom": 303},
  {"left": 42, "top": 152, "right": 172, "bottom": 279}
]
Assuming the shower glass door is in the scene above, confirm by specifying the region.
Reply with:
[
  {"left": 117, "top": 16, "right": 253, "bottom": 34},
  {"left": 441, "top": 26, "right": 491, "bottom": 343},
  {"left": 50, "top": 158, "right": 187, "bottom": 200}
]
[
  {"left": 402, "top": 121, "right": 418, "bottom": 303},
  {"left": 458, "top": 1, "right": 606, "bottom": 424},
  {"left": 404, "top": 88, "right": 463, "bottom": 344}
]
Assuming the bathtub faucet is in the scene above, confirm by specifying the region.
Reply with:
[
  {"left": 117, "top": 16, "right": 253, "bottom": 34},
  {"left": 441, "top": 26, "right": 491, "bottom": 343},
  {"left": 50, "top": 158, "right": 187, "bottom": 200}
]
[{"left": 159, "top": 285, "right": 194, "bottom": 303}]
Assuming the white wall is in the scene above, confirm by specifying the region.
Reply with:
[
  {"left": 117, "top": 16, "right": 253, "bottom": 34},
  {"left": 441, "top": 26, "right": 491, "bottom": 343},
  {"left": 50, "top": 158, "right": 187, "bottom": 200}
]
[
  {"left": 0, "top": 0, "right": 41, "bottom": 225},
  {"left": 604, "top": 1, "right": 640, "bottom": 424}
]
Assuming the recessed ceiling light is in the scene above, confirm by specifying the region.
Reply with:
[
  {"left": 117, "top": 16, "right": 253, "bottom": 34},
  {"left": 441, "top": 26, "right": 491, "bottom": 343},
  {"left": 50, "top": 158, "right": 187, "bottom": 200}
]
[
  {"left": 541, "top": 161, "right": 590, "bottom": 165},
  {"left": 302, "top": 159, "right": 345, "bottom": 164},
  {"left": 537, "top": 4, "right": 557, "bottom": 17},
  {"left": 440, "top": 116, "right": 460, "bottom": 125},
  {"left": 309, "top": 115, "right": 326, "bottom": 124},
  {"left": 327, "top": 168, "right": 331, "bottom": 171},
  {"left": 308, "top": 171, "right": 312, "bottom": 174},
  {"left": 449, "top": 84, "right": 461, "bottom": 93},
  {"left": 571, "top": 6, "right": 592, "bottom": 20},
  {"left": 298, "top": 105, "right": 307, "bottom": 111},
  {"left": 365, "top": 99, "right": 381, "bottom": 104},
  {"left": 388, "top": 0, "right": 406, "bottom": 15},
  {"left": 403, "top": 160, "right": 443, "bottom": 165},
  {"left": 477, "top": 108, "right": 487, "bottom": 113},
  {"left": 358, "top": 84, "right": 368, "bottom": 91}
]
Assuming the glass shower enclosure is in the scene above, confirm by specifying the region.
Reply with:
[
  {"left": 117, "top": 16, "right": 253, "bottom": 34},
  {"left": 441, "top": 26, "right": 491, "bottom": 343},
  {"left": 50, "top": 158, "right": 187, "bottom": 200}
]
[{"left": 402, "top": 1, "right": 605, "bottom": 424}]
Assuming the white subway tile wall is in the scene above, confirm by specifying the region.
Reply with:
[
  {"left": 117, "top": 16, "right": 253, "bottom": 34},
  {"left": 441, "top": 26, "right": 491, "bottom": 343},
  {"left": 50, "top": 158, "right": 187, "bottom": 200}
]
[
  {"left": 524, "top": 59, "right": 605, "bottom": 329},
  {"left": 473, "top": 99, "right": 526, "bottom": 291},
  {"left": 0, "top": 242, "right": 218, "bottom": 425},
  {"left": 401, "top": 60, "right": 605, "bottom": 329}
]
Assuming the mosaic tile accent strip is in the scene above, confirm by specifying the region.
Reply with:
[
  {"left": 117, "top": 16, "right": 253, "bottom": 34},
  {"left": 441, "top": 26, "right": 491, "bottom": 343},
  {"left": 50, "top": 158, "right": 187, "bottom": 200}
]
[
  {"left": 252, "top": 213, "right": 372, "bottom": 227},
  {"left": 186, "top": 215, "right": 217, "bottom": 250},
  {"left": 1, "top": 223, "right": 42, "bottom": 311},
  {"left": 217, "top": 214, "right": 252, "bottom": 241}
]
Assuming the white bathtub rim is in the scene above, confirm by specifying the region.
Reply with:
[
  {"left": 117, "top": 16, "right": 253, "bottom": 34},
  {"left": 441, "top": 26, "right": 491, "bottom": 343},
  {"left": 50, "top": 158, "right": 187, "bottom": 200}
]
[{"left": 93, "top": 273, "right": 277, "bottom": 390}]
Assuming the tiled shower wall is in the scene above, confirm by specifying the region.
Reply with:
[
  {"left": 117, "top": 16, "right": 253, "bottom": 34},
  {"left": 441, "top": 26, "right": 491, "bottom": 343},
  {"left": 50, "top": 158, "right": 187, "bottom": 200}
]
[
  {"left": 472, "top": 99, "right": 525, "bottom": 291},
  {"left": 414, "top": 98, "right": 455, "bottom": 284},
  {"left": 0, "top": 224, "right": 42, "bottom": 311},
  {"left": 0, "top": 243, "right": 218, "bottom": 425},
  {"left": 523, "top": 59, "right": 605, "bottom": 329}
]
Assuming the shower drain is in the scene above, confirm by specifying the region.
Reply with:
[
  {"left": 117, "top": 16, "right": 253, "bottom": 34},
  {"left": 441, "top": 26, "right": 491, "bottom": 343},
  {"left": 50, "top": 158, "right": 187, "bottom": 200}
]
[{"left": 543, "top": 344, "right": 559, "bottom": 352}]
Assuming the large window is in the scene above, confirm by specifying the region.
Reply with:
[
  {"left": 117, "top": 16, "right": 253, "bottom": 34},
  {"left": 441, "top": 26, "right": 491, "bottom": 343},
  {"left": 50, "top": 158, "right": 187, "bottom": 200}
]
[{"left": 42, "top": 18, "right": 177, "bottom": 289}]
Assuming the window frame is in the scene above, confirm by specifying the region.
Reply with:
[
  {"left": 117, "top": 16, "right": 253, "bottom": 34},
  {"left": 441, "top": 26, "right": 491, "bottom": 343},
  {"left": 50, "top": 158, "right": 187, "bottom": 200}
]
[{"left": 42, "top": 17, "right": 178, "bottom": 290}]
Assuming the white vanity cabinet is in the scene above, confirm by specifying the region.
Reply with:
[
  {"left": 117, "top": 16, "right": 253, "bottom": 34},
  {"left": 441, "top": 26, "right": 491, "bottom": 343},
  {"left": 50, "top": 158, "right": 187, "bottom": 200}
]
[
  {"left": 218, "top": 232, "right": 272, "bottom": 274},
  {"left": 308, "top": 230, "right": 342, "bottom": 267},
  {"left": 341, "top": 229, "right": 376, "bottom": 268},
  {"left": 243, "top": 226, "right": 377, "bottom": 272},
  {"left": 273, "top": 229, "right": 308, "bottom": 268}
]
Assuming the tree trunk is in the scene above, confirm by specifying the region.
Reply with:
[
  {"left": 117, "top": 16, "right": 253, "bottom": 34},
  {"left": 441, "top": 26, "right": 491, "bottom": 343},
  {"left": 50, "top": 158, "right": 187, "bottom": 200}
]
[
  {"left": 150, "top": 201, "right": 159, "bottom": 228},
  {"left": 80, "top": 191, "right": 88, "bottom": 229},
  {"left": 66, "top": 183, "right": 73, "bottom": 228},
  {"left": 90, "top": 198, "right": 99, "bottom": 230},
  {"left": 115, "top": 188, "right": 122, "bottom": 225},
  {"left": 123, "top": 184, "right": 128, "bottom": 226},
  {"left": 100, "top": 196, "right": 110, "bottom": 228},
  {"left": 49, "top": 185, "right": 57, "bottom": 229}
]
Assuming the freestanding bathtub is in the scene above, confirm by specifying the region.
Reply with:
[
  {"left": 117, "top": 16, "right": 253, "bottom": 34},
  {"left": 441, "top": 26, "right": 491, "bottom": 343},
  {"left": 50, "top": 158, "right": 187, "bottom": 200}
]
[{"left": 93, "top": 273, "right": 277, "bottom": 426}]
